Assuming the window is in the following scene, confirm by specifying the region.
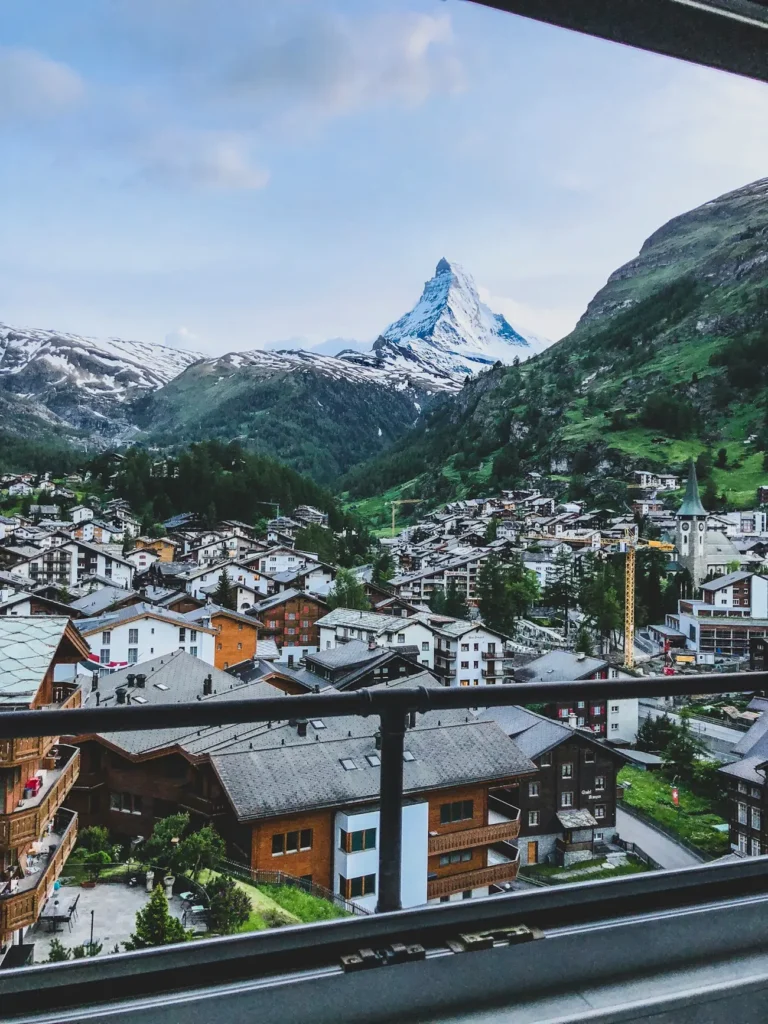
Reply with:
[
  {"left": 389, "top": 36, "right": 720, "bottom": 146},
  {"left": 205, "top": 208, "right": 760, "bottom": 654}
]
[
  {"left": 540, "top": 753, "right": 552, "bottom": 767},
  {"left": 109, "top": 791, "right": 143, "bottom": 815},
  {"left": 217, "top": 642, "right": 223, "bottom": 651},
  {"left": 190, "top": 629, "right": 197, "bottom": 641},
  {"left": 440, "top": 800, "right": 473, "bottom": 824},
  {"left": 439, "top": 851, "right": 472, "bottom": 866},
  {"left": 461, "top": 661, "right": 469, "bottom": 669},
  {"left": 101, "top": 630, "right": 111, "bottom": 645},
  {"left": 611, "top": 705, "right": 619, "bottom": 713},
  {"left": 340, "top": 758, "right": 357, "bottom": 771},
  {"left": 273, "top": 829, "right": 313, "bottom": 855},
  {"left": 462, "top": 890, "right": 473, "bottom": 900},
  {"left": 287, "top": 613, "right": 296, "bottom": 621},
  {"left": 611, "top": 723, "right": 619, "bottom": 731},
  {"left": 595, "top": 775, "right": 605, "bottom": 790},
  {"left": 591, "top": 705, "right": 602, "bottom": 716},
  {"left": 128, "top": 628, "right": 139, "bottom": 645},
  {"left": 421, "top": 641, "right": 429, "bottom": 652},
  {"left": 237, "top": 643, "right": 242, "bottom": 651},
  {"left": 461, "top": 643, "right": 469, "bottom": 652},
  {"left": 528, "top": 781, "right": 540, "bottom": 798},
  {"left": 340, "top": 828, "right": 377, "bottom": 853},
  {"left": 311, "top": 719, "right": 325, "bottom": 729},
  {"left": 561, "top": 763, "right": 573, "bottom": 778},
  {"left": 577, "top": 701, "right": 585, "bottom": 709},
  {"left": 594, "top": 805, "right": 606, "bottom": 820},
  {"left": 302, "top": 620, "right": 309, "bottom": 628},
  {"left": 402, "top": 751, "right": 415, "bottom": 763},
  {"left": 100, "top": 648, "right": 110, "bottom": 665},
  {"left": 751, "top": 786, "right": 762, "bottom": 799},
  {"left": 528, "top": 810, "right": 540, "bottom": 826},
  {"left": 190, "top": 646, "right": 198, "bottom": 657},
  {"left": 269, "top": 620, "right": 277, "bottom": 629},
  {"left": 397, "top": 633, "right": 405, "bottom": 644},
  {"left": 128, "top": 648, "right": 138, "bottom": 665},
  {"left": 340, "top": 874, "right": 376, "bottom": 899},
  {"left": 561, "top": 791, "right": 574, "bottom": 808},
  {"left": 473, "top": 643, "right": 479, "bottom": 651},
  {"left": 752, "top": 838, "right": 761, "bottom": 857},
  {"left": 179, "top": 628, "right": 186, "bottom": 642},
  {"left": 738, "top": 802, "right": 748, "bottom": 825},
  {"left": 752, "top": 808, "right": 762, "bottom": 831},
  {"left": 577, "top": 716, "right": 585, "bottom": 727},
  {"left": 738, "top": 832, "right": 748, "bottom": 853},
  {"left": 366, "top": 754, "right": 380, "bottom": 767},
  {"left": 738, "top": 782, "right": 748, "bottom": 794}
]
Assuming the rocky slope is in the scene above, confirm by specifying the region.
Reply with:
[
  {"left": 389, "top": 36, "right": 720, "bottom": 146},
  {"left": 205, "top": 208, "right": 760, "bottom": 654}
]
[
  {"left": 0, "top": 323, "right": 200, "bottom": 438},
  {"left": 343, "top": 177, "right": 768, "bottom": 509}
]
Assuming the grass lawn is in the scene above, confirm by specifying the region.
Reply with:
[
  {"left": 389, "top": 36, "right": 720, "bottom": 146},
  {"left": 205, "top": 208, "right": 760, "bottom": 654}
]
[
  {"left": 521, "top": 856, "right": 651, "bottom": 885},
  {"left": 196, "top": 869, "right": 300, "bottom": 932},
  {"left": 618, "top": 766, "right": 729, "bottom": 856},
  {"left": 257, "top": 883, "right": 349, "bottom": 922}
]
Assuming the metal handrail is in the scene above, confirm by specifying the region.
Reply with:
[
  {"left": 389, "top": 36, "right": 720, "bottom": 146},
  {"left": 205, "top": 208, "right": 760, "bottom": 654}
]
[{"left": 2, "top": 671, "right": 766, "bottom": 914}]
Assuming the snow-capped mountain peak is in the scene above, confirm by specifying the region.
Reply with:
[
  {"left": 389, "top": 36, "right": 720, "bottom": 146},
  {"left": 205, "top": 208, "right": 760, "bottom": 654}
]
[{"left": 373, "top": 258, "right": 547, "bottom": 378}]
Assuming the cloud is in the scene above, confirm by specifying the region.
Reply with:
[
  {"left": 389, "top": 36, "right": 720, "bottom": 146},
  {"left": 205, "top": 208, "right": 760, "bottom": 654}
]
[
  {"left": 0, "top": 47, "right": 84, "bottom": 120},
  {"left": 137, "top": 130, "right": 269, "bottom": 190},
  {"left": 165, "top": 326, "right": 200, "bottom": 350},
  {"left": 477, "top": 286, "right": 579, "bottom": 344},
  {"left": 223, "top": 11, "right": 464, "bottom": 128}
]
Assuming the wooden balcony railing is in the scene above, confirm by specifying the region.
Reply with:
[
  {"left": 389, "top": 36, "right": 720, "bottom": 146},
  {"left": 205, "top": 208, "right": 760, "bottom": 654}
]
[
  {"left": 0, "top": 809, "right": 78, "bottom": 938},
  {"left": 0, "top": 736, "right": 52, "bottom": 768},
  {"left": 427, "top": 855, "right": 520, "bottom": 900},
  {"left": 0, "top": 746, "right": 80, "bottom": 850},
  {"left": 481, "top": 651, "right": 501, "bottom": 661},
  {"left": 429, "top": 819, "right": 520, "bottom": 856}
]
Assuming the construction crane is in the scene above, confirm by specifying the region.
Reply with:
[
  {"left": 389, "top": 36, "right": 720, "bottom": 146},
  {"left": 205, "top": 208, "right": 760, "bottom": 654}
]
[{"left": 389, "top": 499, "right": 424, "bottom": 537}]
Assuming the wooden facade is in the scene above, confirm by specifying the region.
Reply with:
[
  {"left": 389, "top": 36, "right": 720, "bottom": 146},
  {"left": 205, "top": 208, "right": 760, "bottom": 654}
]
[
  {"left": 258, "top": 593, "right": 328, "bottom": 651},
  {"left": 208, "top": 610, "right": 259, "bottom": 670}
]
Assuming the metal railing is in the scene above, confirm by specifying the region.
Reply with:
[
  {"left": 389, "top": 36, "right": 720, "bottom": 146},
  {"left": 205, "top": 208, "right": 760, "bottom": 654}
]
[{"left": 0, "top": 671, "right": 765, "bottom": 914}]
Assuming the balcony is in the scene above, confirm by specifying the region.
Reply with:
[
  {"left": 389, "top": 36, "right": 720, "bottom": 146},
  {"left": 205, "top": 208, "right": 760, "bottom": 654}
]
[
  {"left": 427, "top": 853, "right": 520, "bottom": 899},
  {"left": 481, "top": 668, "right": 499, "bottom": 679},
  {"left": 0, "top": 736, "right": 51, "bottom": 767},
  {"left": 488, "top": 788, "right": 522, "bottom": 822},
  {"left": 0, "top": 808, "right": 78, "bottom": 937},
  {"left": 429, "top": 819, "right": 520, "bottom": 856},
  {"left": 481, "top": 650, "right": 501, "bottom": 661},
  {"left": 0, "top": 745, "right": 80, "bottom": 850}
]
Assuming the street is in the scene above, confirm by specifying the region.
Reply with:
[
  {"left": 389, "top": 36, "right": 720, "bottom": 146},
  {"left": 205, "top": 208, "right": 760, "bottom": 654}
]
[{"left": 616, "top": 807, "right": 704, "bottom": 870}]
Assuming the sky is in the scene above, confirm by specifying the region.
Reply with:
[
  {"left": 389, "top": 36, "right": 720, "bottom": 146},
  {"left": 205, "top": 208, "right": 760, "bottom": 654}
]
[{"left": 1, "top": 0, "right": 767, "bottom": 356}]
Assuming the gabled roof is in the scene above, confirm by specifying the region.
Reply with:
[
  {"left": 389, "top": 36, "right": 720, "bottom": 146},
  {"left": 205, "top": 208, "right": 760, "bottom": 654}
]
[
  {"left": 515, "top": 650, "right": 608, "bottom": 682},
  {"left": 253, "top": 589, "right": 327, "bottom": 613},
  {"left": 77, "top": 601, "right": 217, "bottom": 636},
  {"left": 184, "top": 603, "right": 262, "bottom": 628},
  {"left": 700, "top": 570, "right": 753, "bottom": 591},
  {"left": 0, "top": 617, "right": 89, "bottom": 706},
  {"left": 70, "top": 586, "right": 140, "bottom": 616},
  {"left": 477, "top": 703, "right": 622, "bottom": 762}
]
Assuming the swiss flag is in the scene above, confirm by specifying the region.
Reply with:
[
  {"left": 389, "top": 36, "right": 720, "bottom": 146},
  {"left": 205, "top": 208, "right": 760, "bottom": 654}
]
[{"left": 671, "top": 787, "right": 679, "bottom": 807}]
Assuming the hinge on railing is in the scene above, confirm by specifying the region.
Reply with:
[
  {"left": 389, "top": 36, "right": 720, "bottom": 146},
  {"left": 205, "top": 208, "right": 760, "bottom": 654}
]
[
  {"left": 446, "top": 924, "right": 544, "bottom": 953},
  {"left": 340, "top": 942, "right": 426, "bottom": 972}
]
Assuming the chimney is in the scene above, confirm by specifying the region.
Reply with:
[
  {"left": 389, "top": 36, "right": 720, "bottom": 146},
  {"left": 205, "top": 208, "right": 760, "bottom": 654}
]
[
  {"left": 296, "top": 719, "right": 308, "bottom": 738},
  {"left": 203, "top": 674, "right": 213, "bottom": 696},
  {"left": 368, "top": 639, "right": 377, "bottom": 651},
  {"left": 568, "top": 714, "right": 578, "bottom": 729},
  {"left": 91, "top": 671, "right": 99, "bottom": 692},
  {"left": 126, "top": 673, "right": 136, "bottom": 688},
  {"left": 136, "top": 673, "right": 146, "bottom": 688},
  {"left": 115, "top": 686, "right": 127, "bottom": 705},
  {"left": 577, "top": 652, "right": 586, "bottom": 661}
]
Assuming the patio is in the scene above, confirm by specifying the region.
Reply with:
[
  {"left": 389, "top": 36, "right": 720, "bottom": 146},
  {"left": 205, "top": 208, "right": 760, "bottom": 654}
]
[{"left": 30, "top": 882, "right": 193, "bottom": 962}]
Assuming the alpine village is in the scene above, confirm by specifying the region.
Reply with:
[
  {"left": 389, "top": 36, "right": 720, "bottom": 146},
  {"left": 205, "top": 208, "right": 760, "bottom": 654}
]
[{"left": 4, "top": 173, "right": 768, "bottom": 965}]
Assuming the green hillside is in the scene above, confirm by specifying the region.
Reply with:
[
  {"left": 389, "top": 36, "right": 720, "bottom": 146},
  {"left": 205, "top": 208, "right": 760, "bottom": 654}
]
[{"left": 342, "top": 177, "right": 768, "bottom": 512}]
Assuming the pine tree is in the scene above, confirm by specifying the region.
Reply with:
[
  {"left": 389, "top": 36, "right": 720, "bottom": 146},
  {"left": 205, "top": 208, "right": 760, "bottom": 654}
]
[
  {"left": 543, "top": 549, "right": 575, "bottom": 636},
  {"left": 327, "top": 568, "right": 368, "bottom": 610},
  {"left": 573, "top": 624, "right": 594, "bottom": 656},
  {"left": 212, "top": 568, "right": 236, "bottom": 610},
  {"left": 443, "top": 578, "right": 470, "bottom": 620},
  {"left": 124, "top": 886, "right": 188, "bottom": 950},
  {"left": 207, "top": 875, "right": 252, "bottom": 935},
  {"left": 429, "top": 588, "right": 447, "bottom": 614},
  {"left": 372, "top": 549, "right": 395, "bottom": 587}
]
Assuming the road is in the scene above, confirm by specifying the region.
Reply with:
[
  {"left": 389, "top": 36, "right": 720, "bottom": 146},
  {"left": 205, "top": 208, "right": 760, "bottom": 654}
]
[
  {"left": 616, "top": 807, "right": 703, "bottom": 870},
  {"left": 639, "top": 700, "right": 743, "bottom": 758}
]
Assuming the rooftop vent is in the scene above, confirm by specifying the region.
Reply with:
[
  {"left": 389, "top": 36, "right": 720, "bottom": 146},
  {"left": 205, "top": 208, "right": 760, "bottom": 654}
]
[
  {"left": 115, "top": 686, "right": 127, "bottom": 705},
  {"left": 203, "top": 674, "right": 213, "bottom": 696},
  {"left": 126, "top": 673, "right": 136, "bottom": 688},
  {"left": 296, "top": 719, "right": 308, "bottom": 738},
  {"left": 136, "top": 673, "right": 146, "bottom": 688}
]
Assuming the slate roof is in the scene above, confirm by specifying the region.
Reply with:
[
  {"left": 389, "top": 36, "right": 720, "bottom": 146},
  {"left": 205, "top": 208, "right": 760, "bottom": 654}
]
[
  {"left": 719, "top": 756, "right": 768, "bottom": 786},
  {"left": 183, "top": 603, "right": 261, "bottom": 629},
  {"left": 253, "top": 589, "right": 327, "bottom": 614},
  {"left": 315, "top": 608, "right": 406, "bottom": 633},
  {"left": 700, "top": 571, "right": 753, "bottom": 592},
  {"left": 211, "top": 676, "right": 536, "bottom": 821},
  {"left": 557, "top": 809, "right": 598, "bottom": 829},
  {"left": 77, "top": 601, "right": 217, "bottom": 636},
  {"left": 70, "top": 586, "right": 139, "bottom": 616},
  {"left": 0, "top": 617, "right": 81, "bottom": 705},
  {"left": 515, "top": 650, "right": 608, "bottom": 682},
  {"left": 91, "top": 651, "right": 238, "bottom": 707},
  {"left": 732, "top": 713, "right": 768, "bottom": 758}
]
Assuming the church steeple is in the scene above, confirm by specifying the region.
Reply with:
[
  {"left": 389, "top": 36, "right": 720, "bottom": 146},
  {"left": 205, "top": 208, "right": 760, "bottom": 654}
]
[{"left": 678, "top": 459, "right": 707, "bottom": 517}]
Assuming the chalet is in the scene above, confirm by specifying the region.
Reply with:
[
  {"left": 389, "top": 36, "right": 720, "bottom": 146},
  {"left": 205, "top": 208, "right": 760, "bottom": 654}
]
[
  {"left": 247, "top": 546, "right": 319, "bottom": 576},
  {"left": 0, "top": 617, "right": 87, "bottom": 963},
  {"left": 69, "top": 673, "right": 535, "bottom": 909},
  {"left": 76, "top": 602, "right": 217, "bottom": 671},
  {"left": 73, "top": 520, "right": 123, "bottom": 545},
  {"left": 12, "top": 538, "right": 133, "bottom": 590},
  {"left": 478, "top": 705, "right": 625, "bottom": 866},
  {"left": 252, "top": 589, "right": 328, "bottom": 656},
  {"left": 244, "top": 639, "right": 425, "bottom": 691},
  {"left": 293, "top": 505, "right": 329, "bottom": 527},
  {"left": 183, "top": 604, "right": 260, "bottom": 671},
  {"left": 0, "top": 591, "right": 84, "bottom": 618},
  {"left": 69, "top": 506, "right": 94, "bottom": 524},
  {"left": 416, "top": 614, "right": 509, "bottom": 686},
  {"left": 317, "top": 608, "right": 435, "bottom": 669},
  {"left": 124, "top": 548, "right": 160, "bottom": 573},
  {"left": 181, "top": 561, "right": 268, "bottom": 603},
  {"left": 269, "top": 561, "right": 336, "bottom": 595},
  {"left": 134, "top": 537, "right": 179, "bottom": 563},
  {"left": 718, "top": 709, "right": 768, "bottom": 857}
]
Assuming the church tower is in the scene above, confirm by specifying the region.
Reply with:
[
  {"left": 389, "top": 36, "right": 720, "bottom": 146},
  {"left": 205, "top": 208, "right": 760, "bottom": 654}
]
[{"left": 676, "top": 460, "right": 708, "bottom": 586}]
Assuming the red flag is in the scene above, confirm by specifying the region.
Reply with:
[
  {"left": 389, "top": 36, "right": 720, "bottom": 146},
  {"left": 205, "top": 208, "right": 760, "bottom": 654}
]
[{"left": 671, "top": 787, "right": 679, "bottom": 807}]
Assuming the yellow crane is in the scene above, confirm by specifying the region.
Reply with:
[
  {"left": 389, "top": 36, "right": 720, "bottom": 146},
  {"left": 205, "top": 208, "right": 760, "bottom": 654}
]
[{"left": 389, "top": 498, "right": 425, "bottom": 537}]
